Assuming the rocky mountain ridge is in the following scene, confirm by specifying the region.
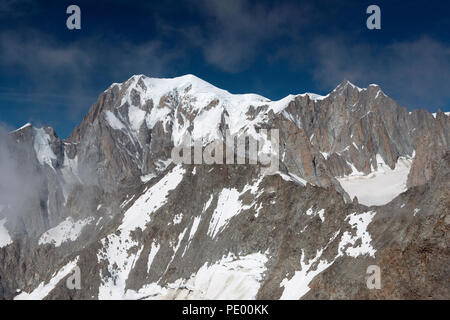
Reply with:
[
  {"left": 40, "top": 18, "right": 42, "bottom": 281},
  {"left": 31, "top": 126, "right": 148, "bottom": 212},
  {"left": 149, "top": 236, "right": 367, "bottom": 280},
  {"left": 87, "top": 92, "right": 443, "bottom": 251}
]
[{"left": 0, "top": 74, "right": 448, "bottom": 299}]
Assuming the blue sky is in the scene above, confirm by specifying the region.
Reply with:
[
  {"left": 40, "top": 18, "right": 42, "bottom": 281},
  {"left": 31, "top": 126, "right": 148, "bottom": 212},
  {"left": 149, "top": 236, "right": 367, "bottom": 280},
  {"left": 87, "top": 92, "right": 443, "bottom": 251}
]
[{"left": 0, "top": 0, "right": 449, "bottom": 138}]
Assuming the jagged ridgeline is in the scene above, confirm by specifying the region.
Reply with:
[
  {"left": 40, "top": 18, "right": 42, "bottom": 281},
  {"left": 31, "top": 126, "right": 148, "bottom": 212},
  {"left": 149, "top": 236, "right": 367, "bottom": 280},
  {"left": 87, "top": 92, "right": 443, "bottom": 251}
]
[{"left": 0, "top": 74, "right": 449, "bottom": 299}]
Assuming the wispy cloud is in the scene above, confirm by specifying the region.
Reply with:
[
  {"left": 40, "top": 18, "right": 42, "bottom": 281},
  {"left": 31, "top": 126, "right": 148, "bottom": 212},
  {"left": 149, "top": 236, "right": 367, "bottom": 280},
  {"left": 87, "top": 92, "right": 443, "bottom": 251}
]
[
  {"left": 0, "top": 126, "right": 45, "bottom": 225},
  {"left": 0, "top": 0, "right": 37, "bottom": 16},
  {"left": 179, "top": 0, "right": 312, "bottom": 72},
  {"left": 312, "top": 36, "right": 450, "bottom": 109},
  {"left": 0, "top": 29, "right": 184, "bottom": 121}
]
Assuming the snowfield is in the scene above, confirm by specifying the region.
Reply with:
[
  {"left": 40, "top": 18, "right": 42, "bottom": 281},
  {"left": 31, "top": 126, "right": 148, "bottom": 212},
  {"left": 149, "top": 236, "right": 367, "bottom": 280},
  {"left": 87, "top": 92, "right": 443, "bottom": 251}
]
[
  {"left": 125, "top": 251, "right": 269, "bottom": 300},
  {"left": 337, "top": 156, "right": 412, "bottom": 206}
]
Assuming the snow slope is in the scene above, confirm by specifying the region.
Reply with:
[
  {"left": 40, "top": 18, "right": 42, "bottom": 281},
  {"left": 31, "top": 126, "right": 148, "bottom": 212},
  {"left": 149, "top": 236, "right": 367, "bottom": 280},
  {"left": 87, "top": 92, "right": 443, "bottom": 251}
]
[
  {"left": 15, "top": 257, "right": 79, "bottom": 300},
  {"left": 38, "top": 217, "right": 94, "bottom": 247},
  {"left": 280, "top": 210, "right": 377, "bottom": 299},
  {"left": 97, "top": 165, "right": 186, "bottom": 299},
  {"left": 125, "top": 251, "right": 269, "bottom": 300}
]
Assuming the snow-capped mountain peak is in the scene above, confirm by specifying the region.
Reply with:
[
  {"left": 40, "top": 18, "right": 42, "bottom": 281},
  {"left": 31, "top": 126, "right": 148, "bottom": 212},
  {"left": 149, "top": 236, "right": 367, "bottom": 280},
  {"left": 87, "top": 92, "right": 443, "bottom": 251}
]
[{"left": 332, "top": 79, "right": 364, "bottom": 93}]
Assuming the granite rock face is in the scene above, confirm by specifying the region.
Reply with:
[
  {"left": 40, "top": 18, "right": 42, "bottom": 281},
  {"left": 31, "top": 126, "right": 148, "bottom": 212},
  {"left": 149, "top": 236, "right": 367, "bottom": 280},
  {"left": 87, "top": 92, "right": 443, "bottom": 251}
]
[{"left": 0, "top": 75, "right": 448, "bottom": 300}]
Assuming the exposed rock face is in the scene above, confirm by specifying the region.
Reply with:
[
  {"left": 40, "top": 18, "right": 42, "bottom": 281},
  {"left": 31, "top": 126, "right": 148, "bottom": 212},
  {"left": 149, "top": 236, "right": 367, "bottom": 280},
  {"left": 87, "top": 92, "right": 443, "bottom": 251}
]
[
  {"left": 407, "top": 111, "right": 450, "bottom": 188},
  {"left": 0, "top": 75, "right": 448, "bottom": 300},
  {"left": 304, "top": 152, "right": 450, "bottom": 299},
  {"left": 280, "top": 81, "right": 448, "bottom": 181}
]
